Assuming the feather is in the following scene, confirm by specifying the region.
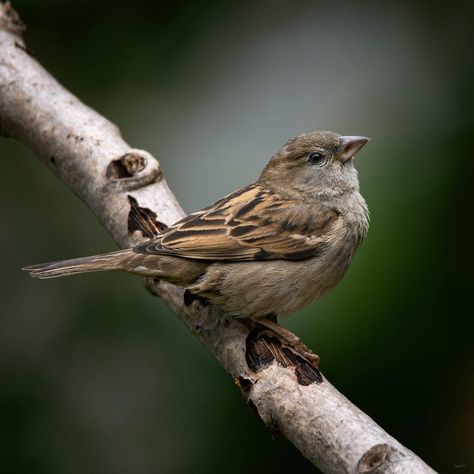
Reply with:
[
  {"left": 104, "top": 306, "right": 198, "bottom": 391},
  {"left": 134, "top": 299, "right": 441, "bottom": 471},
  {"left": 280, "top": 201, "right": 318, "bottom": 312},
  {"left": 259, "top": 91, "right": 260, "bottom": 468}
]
[{"left": 134, "top": 184, "right": 340, "bottom": 261}]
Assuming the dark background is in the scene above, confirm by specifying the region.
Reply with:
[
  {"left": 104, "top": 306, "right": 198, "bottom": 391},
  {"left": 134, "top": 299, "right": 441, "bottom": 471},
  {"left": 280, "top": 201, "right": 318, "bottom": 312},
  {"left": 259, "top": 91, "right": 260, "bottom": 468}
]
[{"left": 0, "top": 1, "right": 472, "bottom": 473}]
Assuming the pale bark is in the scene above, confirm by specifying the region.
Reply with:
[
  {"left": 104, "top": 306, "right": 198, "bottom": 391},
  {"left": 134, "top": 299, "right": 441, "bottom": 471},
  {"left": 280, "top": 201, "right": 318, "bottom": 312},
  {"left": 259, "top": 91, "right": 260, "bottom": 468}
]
[{"left": 0, "top": 4, "right": 436, "bottom": 473}]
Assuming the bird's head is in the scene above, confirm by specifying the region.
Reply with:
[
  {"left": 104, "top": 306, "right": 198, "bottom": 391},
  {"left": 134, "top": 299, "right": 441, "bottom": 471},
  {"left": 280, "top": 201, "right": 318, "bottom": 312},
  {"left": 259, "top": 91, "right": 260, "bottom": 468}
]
[{"left": 259, "top": 131, "right": 369, "bottom": 199}]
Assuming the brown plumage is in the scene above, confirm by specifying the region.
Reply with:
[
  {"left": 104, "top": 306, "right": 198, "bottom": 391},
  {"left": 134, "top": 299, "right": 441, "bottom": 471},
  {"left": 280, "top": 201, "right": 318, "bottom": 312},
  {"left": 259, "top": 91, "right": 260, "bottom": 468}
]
[{"left": 24, "top": 131, "right": 370, "bottom": 323}]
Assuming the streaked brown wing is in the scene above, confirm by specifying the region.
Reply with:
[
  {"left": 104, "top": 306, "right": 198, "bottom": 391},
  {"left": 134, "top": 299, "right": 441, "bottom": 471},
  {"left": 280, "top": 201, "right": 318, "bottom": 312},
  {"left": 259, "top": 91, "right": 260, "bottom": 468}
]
[{"left": 134, "top": 184, "right": 340, "bottom": 261}]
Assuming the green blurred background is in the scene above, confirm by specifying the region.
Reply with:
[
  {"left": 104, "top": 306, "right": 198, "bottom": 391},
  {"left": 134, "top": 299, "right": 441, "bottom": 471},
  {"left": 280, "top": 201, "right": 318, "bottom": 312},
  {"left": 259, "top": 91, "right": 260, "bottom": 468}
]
[{"left": 1, "top": 1, "right": 472, "bottom": 473}]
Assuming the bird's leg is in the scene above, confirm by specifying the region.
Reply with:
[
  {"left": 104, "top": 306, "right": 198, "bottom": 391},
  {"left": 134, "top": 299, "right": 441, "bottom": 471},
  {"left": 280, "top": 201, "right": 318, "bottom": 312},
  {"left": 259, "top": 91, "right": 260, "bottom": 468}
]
[{"left": 257, "top": 317, "right": 320, "bottom": 367}]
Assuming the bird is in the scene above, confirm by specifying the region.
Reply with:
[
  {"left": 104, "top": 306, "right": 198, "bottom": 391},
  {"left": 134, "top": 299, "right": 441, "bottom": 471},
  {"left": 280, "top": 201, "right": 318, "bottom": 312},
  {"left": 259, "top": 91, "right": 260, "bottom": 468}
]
[{"left": 24, "top": 131, "right": 370, "bottom": 364}]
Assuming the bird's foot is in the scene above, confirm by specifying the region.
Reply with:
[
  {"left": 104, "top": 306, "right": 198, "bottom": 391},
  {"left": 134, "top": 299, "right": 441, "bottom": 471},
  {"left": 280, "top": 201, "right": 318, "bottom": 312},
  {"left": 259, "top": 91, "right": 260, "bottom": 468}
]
[
  {"left": 257, "top": 318, "right": 320, "bottom": 367},
  {"left": 183, "top": 289, "right": 210, "bottom": 307}
]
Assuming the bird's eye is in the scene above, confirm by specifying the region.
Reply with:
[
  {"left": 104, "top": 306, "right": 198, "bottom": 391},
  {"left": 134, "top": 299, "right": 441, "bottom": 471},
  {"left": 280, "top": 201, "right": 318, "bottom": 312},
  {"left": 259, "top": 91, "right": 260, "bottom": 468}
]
[{"left": 308, "top": 152, "right": 328, "bottom": 166}]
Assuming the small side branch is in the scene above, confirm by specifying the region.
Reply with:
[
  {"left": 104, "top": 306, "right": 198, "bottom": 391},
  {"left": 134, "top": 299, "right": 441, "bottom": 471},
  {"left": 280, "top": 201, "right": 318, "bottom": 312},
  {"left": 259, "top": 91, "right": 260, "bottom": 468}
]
[{"left": 0, "top": 4, "right": 436, "bottom": 473}]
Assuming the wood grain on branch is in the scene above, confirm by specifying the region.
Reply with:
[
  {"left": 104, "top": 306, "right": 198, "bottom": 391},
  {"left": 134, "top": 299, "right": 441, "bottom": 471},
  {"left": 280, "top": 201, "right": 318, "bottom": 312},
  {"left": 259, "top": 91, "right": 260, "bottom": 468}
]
[{"left": 0, "top": 4, "right": 436, "bottom": 473}]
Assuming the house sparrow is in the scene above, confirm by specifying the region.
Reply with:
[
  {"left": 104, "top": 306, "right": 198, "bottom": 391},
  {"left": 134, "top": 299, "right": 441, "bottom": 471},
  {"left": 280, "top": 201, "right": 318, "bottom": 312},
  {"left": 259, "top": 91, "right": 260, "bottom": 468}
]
[{"left": 24, "top": 131, "right": 369, "bottom": 362}]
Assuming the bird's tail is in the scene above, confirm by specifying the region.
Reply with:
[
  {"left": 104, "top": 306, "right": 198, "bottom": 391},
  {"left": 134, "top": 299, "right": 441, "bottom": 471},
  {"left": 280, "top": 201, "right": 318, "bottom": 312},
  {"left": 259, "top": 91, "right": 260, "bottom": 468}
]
[{"left": 23, "top": 249, "right": 138, "bottom": 279}]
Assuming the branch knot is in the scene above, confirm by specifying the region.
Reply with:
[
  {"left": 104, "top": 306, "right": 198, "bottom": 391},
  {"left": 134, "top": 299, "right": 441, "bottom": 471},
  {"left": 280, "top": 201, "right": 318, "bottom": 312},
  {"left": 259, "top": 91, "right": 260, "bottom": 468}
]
[
  {"left": 105, "top": 149, "right": 162, "bottom": 192},
  {"left": 0, "top": 3, "right": 26, "bottom": 38},
  {"left": 357, "top": 443, "right": 392, "bottom": 473}
]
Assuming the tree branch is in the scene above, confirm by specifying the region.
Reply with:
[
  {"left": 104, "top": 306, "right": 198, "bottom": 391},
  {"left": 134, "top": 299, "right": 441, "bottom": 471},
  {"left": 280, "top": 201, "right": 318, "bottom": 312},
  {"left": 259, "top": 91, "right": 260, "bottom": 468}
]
[{"left": 0, "top": 4, "right": 436, "bottom": 473}]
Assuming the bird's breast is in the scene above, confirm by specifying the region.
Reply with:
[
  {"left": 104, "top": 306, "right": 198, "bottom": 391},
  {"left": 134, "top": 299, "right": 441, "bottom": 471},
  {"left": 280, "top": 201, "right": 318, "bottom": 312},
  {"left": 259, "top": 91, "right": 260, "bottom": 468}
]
[{"left": 194, "top": 231, "right": 358, "bottom": 319}]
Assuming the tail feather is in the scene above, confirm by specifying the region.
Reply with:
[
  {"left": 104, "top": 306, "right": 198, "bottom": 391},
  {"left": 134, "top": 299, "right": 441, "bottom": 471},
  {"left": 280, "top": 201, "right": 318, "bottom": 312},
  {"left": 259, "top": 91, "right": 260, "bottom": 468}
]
[{"left": 23, "top": 249, "right": 135, "bottom": 279}]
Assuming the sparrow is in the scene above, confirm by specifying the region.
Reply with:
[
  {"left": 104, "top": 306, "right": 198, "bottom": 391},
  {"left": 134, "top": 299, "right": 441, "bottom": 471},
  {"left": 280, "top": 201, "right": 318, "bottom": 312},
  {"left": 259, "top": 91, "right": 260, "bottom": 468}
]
[{"left": 24, "top": 131, "right": 370, "bottom": 363}]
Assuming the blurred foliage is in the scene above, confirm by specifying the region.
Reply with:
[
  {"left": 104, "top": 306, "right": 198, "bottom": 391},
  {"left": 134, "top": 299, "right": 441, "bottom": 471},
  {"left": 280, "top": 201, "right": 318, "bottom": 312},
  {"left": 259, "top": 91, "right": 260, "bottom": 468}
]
[{"left": 0, "top": 0, "right": 473, "bottom": 473}]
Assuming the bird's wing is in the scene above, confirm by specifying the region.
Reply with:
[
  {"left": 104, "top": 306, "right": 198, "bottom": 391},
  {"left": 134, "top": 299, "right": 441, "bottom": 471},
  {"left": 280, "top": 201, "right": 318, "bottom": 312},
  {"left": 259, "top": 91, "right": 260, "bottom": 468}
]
[{"left": 134, "top": 184, "right": 341, "bottom": 261}]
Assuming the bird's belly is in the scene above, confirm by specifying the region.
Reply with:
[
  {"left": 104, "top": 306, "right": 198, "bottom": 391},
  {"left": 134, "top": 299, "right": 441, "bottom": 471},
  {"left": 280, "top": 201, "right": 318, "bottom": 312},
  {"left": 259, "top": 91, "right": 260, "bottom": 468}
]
[{"left": 193, "top": 252, "right": 351, "bottom": 319}]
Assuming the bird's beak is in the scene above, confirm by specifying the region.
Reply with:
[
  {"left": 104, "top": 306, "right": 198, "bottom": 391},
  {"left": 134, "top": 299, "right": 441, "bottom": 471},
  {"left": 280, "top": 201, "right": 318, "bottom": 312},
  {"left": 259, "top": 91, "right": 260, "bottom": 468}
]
[{"left": 337, "top": 136, "right": 370, "bottom": 163}]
